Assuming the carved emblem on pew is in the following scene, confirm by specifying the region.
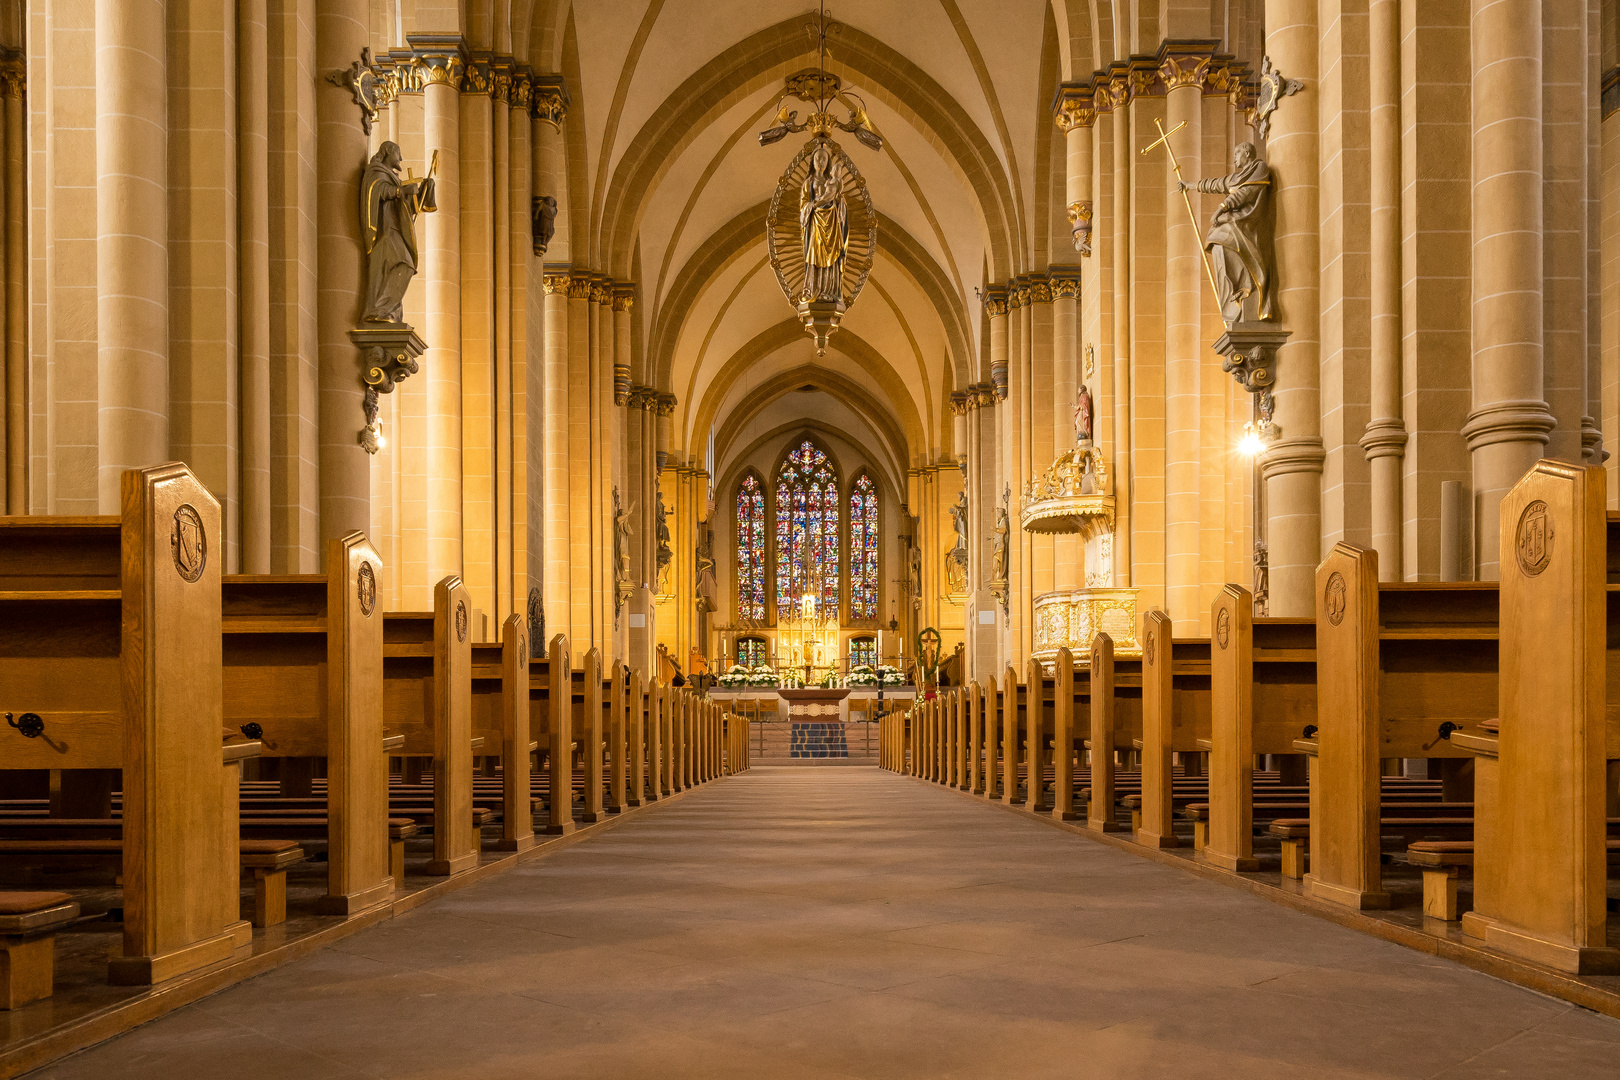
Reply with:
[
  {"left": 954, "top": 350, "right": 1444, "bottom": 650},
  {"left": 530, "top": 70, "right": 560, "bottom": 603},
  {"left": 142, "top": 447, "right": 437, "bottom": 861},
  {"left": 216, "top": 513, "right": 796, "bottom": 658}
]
[
  {"left": 1515, "top": 500, "right": 1552, "bottom": 577},
  {"left": 1144, "top": 630, "right": 1155, "bottom": 665},
  {"left": 171, "top": 504, "right": 207, "bottom": 583},
  {"left": 358, "top": 561, "right": 377, "bottom": 617},
  {"left": 1215, "top": 607, "right": 1230, "bottom": 649},
  {"left": 455, "top": 599, "right": 468, "bottom": 643},
  {"left": 1324, "top": 571, "right": 1346, "bottom": 626}
]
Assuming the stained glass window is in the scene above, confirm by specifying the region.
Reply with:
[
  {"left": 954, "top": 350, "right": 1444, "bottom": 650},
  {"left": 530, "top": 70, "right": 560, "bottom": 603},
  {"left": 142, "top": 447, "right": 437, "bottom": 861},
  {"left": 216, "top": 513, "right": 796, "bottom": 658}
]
[
  {"left": 735, "top": 474, "right": 766, "bottom": 620},
  {"left": 736, "top": 636, "right": 767, "bottom": 668},
  {"left": 774, "top": 440, "right": 840, "bottom": 617},
  {"left": 849, "top": 636, "right": 876, "bottom": 667},
  {"left": 848, "top": 473, "right": 879, "bottom": 620}
]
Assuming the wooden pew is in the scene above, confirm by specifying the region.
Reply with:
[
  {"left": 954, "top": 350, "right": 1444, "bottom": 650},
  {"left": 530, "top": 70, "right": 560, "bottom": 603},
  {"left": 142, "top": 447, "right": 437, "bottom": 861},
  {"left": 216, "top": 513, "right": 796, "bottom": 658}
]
[
  {"left": 0, "top": 463, "right": 245, "bottom": 986},
  {"left": 1454, "top": 460, "right": 1620, "bottom": 973},
  {"left": 471, "top": 614, "right": 533, "bottom": 852},
  {"left": 1025, "top": 660, "right": 1051, "bottom": 813},
  {"left": 1002, "top": 667, "right": 1024, "bottom": 806},
  {"left": 537, "top": 635, "right": 574, "bottom": 835},
  {"left": 1133, "top": 614, "right": 1211, "bottom": 849},
  {"left": 1299, "top": 546, "right": 1497, "bottom": 910},
  {"left": 383, "top": 577, "right": 477, "bottom": 876},
  {"left": 224, "top": 534, "right": 393, "bottom": 911},
  {"left": 1202, "top": 589, "right": 1314, "bottom": 871}
]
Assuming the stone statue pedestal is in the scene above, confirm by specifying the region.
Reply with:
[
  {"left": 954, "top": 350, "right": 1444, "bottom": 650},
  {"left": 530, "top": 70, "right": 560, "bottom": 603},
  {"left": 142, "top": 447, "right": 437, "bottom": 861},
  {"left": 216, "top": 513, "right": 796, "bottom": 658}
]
[
  {"left": 1212, "top": 323, "right": 1290, "bottom": 401},
  {"left": 350, "top": 323, "right": 426, "bottom": 454}
]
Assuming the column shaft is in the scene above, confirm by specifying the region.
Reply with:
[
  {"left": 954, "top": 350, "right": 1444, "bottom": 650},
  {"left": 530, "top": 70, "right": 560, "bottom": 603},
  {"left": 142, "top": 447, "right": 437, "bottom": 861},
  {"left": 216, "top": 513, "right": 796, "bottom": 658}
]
[
  {"left": 1163, "top": 79, "right": 1202, "bottom": 630},
  {"left": 1364, "top": 0, "right": 1405, "bottom": 580},
  {"left": 1262, "top": 0, "right": 1326, "bottom": 611},
  {"left": 1464, "top": 0, "right": 1552, "bottom": 578},
  {"left": 316, "top": 0, "right": 369, "bottom": 550},
  {"left": 96, "top": 0, "right": 169, "bottom": 511},
  {"left": 423, "top": 77, "right": 463, "bottom": 581},
  {"left": 239, "top": 0, "right": 271, "bottom": 569}
]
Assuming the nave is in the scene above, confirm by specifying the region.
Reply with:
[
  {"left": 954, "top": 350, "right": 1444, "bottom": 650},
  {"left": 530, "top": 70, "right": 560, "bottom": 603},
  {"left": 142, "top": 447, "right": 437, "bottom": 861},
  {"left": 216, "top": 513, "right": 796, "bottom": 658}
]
[{"left": 27, "top": 767, "right": 1620, "bottom": 1080}]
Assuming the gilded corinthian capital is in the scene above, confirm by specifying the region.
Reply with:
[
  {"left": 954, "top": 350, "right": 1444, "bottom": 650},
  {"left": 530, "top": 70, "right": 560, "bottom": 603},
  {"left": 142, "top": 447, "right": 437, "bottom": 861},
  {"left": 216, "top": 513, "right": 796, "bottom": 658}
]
[
  {"left": 531, "top": 74, "right": 570, "bottom": 127},
  {"left": 1051, "top": 82, "right": 1094, "bottom": 131},
  {"left": 406, "top": 34, "right": 467, "bottom": 90}
]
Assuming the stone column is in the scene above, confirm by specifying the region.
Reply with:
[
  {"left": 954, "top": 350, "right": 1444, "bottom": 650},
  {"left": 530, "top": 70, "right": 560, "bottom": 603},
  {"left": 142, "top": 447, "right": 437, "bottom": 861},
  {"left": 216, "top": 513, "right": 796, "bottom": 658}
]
[
  {"left": 1161, "top": 49, "right": 1207, "bottom": 630},
  {"left": 412, "top": 36, "right": 465, "bottom": 582},
  {"left": 1028, "top": 278, "right": 1055, "bottom": 609},
  {"left": 507, "top": 69, "right": 534, "bottom": 637},
  {"left": 1054, "top": 83, "right": 1095, "bottom": 258},
  {"left": 96, "top": 0, "right": 168, "bottom": 512},
  {"left": 491, "top": 62, "right": 513, "bottom": 621},
  {"left": 1, "top": 58, "right": 20, "bottom": 512},
  {"left": 612, "top": 285, "right": 635, "bottom": 664},
  {"left": 533, "top": 75, "right": 568, "bottom": 640},
  {"left": 541, "top": 269, "right": 571, "bottom": 648},
  {"left": 1462, "top": 0, "right": 1553, "bottom": 578},
  {"left": 238, "top": 0, "right": 271, "bottom": 569},
  {"left": 1050, "top": 271, "right": 1081, "bottom": 591},
  {"left": 317, "top": 1, "right": 371, "bottom": 549},
  {"left": 459, "top": 56, "right": 494, "bottom": 618},
  {"left": 1361, "top": 0, "right": 1406, "bottom": 580},
  {"left": 1108, "top": 83, "right": 1133, "bottom": 587},
  {"left": 567, "top": 272, "right": 593, "bottom": 649},
  {"left": 984, "top": 287, "right": 1009, "bottom": 667},
  {"left": 1262, "top": 3, "right": 1326, "bottom": 613}
]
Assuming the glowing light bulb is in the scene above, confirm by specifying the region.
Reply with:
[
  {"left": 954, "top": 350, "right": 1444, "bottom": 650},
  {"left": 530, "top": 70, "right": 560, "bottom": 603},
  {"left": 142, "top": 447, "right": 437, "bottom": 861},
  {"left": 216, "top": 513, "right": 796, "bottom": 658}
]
[{"left": 1238, "top": 424, "right": 1264, "bottom": 457}]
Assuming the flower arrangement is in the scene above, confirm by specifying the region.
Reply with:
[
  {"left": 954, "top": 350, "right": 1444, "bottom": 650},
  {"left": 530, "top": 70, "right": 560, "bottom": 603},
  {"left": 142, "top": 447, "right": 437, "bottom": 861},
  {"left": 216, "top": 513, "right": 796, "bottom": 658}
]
[
  {"left": 718, "top": 664, "right": 779, "bottom": 689},
  {"left": 846, "top": 664, "right": 906, "bottom": 688}
]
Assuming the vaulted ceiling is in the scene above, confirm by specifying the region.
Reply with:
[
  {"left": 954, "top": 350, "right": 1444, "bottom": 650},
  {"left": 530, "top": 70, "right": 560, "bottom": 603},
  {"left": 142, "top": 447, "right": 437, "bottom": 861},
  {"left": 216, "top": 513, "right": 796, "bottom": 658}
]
[{"left": 376, "top": 1, "right": 1263, "bottom": 501}]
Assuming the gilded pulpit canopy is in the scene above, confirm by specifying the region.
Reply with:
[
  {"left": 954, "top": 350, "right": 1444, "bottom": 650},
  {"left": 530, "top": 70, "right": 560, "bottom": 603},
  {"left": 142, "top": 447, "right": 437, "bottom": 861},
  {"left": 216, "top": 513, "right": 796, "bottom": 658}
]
[
  {"left": 1178, "top": 141, "right": 1276, "bottom": 324},
  {"left": 361, "top": 141, "right": 437, "bottom": 324}
]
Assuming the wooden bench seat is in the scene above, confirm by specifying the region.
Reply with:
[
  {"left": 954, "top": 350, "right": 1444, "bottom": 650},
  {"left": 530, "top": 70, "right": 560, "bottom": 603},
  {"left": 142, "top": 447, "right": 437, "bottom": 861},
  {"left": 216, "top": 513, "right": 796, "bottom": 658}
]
[
  {"left": 0, "top": 891, "right": 79, "bottom": 1009},
  {"left": 1407, "top": 839, "right": 1620, "bottom": 921},
  {"left": 0, "top": 840, "right": 305, "bottom": 929}
]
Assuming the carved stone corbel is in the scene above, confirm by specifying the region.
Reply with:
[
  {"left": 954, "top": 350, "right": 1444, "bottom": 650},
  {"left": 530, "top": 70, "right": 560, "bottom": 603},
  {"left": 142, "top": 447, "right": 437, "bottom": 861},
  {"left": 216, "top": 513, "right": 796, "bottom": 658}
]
[{"left": 350, "top": 325, "right": 427, "bottom": 453}]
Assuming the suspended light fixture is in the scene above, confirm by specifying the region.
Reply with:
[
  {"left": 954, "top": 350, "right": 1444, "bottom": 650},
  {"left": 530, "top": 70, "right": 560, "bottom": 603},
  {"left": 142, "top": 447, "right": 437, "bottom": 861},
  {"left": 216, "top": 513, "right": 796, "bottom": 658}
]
[{"left": 760, "top": 3, "right": 881, "bottom": 356}]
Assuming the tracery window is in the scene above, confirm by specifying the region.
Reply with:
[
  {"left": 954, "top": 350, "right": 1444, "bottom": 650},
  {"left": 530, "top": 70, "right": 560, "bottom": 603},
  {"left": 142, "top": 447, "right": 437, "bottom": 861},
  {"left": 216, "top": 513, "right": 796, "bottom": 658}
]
[
  {"left": 848, "top": 473, "right": 879, "bottom": 620},
  {"left": 849, "top": 636, "right": 876, "bottom": 668},
  {"left": 736, "top": 636, "right": 767, "bottom": 668},
  {"left": 774, "top": 440, "right": 840, "bottom": 617},
  {"left": 735, "top": 473, "right": 766, "bottom": 620}
]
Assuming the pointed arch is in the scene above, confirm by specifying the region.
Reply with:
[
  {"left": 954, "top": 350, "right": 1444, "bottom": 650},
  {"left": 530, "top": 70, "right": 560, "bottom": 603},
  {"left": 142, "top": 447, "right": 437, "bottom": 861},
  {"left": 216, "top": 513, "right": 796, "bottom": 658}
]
[
  {"left": 772, "top": 436, "right": 841, "bottom": 619},
  {"left": 847, "top": 471, "right": 881, "bottom": 622},
  {"left": 734, "top": 469, "right": 767, "bottom": 621}
]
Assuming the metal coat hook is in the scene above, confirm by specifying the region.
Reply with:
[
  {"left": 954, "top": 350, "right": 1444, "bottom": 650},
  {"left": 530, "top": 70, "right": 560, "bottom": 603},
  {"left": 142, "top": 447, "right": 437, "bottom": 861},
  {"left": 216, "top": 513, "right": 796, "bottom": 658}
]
[{"left": 6, "top": 712, "right": 43, "bottom": 738}]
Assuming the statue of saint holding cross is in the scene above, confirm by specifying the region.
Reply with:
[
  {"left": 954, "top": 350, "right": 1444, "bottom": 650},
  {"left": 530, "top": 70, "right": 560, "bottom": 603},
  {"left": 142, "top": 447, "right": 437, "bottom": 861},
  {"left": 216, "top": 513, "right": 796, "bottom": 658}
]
[{"left": 1144, "top": 119, "right": 1278, "bottom": 326}]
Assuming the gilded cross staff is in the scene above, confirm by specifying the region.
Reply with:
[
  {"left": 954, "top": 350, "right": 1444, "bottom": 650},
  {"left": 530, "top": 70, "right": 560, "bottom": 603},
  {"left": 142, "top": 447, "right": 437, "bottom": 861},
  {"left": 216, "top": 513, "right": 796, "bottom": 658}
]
[{"left": 1141, "top": 117, "right": 1224, "bottom": 320}]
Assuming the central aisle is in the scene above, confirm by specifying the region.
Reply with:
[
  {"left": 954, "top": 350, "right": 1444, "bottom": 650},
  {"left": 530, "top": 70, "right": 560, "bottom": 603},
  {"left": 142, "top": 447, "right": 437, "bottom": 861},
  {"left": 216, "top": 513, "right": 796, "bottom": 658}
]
[{"left": 36, "top": 768, "right": 1620, "bottom": 1079}]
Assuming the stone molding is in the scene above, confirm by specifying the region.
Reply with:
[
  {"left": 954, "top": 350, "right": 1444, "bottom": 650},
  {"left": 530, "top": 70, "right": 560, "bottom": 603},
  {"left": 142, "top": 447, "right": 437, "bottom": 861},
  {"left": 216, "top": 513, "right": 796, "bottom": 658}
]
[
  {"left": 947, "top": 391, "right": 970, "bottom": 416},
  {"left": 1259, "top": 437, "right": 1327, "bottom": 481},
  {"left": 612, "top": 283, "right": 637, "bottom": 312},
  {"left": 1050, "top": 39, "right": 1258, "bottom": 131},
  {"left": 1358, "top": 418, "right": 1409, "bottom": 461},
  {"left": 567, "top": 273, "right": 594, "bottom": 301},
  {"left": 1460, "top": 399, "right": 1556, "bottom": 453}
]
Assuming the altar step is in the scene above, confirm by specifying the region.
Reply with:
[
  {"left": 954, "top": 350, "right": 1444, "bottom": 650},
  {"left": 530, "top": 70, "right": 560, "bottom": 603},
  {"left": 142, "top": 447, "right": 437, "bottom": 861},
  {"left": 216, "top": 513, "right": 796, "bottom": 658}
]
[{"left": 746, "top": 720, "right": 879, "bottom": 765}]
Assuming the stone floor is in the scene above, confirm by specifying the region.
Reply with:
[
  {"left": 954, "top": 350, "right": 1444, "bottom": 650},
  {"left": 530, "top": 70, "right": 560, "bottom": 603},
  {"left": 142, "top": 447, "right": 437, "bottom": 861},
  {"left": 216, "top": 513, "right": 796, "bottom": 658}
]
[{"left": 27, "top": 768, "right": 1620, "bottom": 1079}]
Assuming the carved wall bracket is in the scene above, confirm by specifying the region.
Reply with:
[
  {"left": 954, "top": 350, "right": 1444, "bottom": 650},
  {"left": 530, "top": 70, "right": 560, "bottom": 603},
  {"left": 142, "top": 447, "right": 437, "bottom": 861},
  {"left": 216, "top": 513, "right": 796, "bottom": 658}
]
[
  {"left": 325, "top": 47, "right": 379, "bottom": 134},
  {"left": 1213, "top": 323, "right": 1289, "bottom": 418},
  {"left": 351, "top": 324, "right": 427, "bottom": 454}
]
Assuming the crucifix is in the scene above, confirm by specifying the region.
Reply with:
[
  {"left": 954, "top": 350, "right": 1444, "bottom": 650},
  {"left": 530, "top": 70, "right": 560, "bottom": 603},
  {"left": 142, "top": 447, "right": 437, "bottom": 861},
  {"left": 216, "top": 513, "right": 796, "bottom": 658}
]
[{"left": 1140, "top": 117, "right": 1224, "bottom": 321}]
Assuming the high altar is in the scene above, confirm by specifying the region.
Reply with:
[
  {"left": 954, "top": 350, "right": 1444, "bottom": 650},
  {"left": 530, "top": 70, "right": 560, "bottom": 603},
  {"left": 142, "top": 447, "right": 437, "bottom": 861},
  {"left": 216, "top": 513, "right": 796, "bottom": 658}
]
[{"left": 776, "top": 594, "right": 842, "bottom": 685}]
